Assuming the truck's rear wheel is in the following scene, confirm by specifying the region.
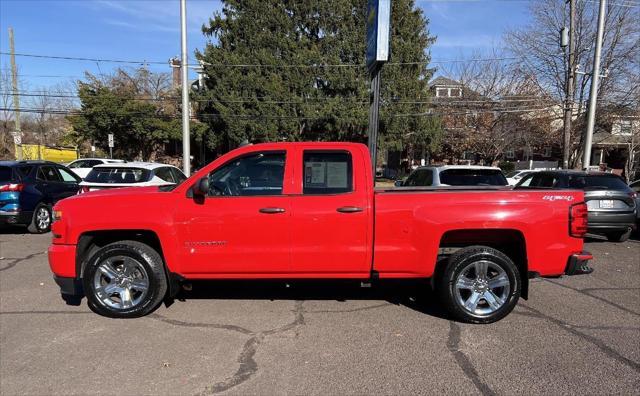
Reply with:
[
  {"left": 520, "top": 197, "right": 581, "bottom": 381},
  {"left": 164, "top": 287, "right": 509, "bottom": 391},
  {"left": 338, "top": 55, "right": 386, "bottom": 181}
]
[
  {"left": 83, "top": 240, "right": 167, "bottom": 318},
  {"left": 437, "top": 245, "right": 520, "bottom": 324}
]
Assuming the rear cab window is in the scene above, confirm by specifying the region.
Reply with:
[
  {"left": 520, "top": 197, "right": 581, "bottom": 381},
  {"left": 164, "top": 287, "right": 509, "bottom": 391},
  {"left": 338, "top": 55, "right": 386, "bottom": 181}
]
[
  {"left": 439, "top": 169, "right": 507, "bottom": 186},
  {"left": 85, "top": 167, "right": 151, "bottom": 184},
  {"left": 303, "top": 151, "right": 353, "bottom": 194}
]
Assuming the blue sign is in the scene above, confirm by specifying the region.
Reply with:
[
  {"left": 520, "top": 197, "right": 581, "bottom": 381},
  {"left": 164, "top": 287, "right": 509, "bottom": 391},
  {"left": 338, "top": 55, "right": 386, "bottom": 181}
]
[{"left": 366, "top": 0, "right": 391, "bottom": 72}]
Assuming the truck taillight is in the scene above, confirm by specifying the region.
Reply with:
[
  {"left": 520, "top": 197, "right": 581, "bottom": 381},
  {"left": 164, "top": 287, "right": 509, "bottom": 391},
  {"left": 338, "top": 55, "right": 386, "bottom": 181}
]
[
  {"left": 0, "top": 183, "right": 24, "bottom": 192},
  {"left": 569, "top": 202, "right": 588, "bottom": 238}
]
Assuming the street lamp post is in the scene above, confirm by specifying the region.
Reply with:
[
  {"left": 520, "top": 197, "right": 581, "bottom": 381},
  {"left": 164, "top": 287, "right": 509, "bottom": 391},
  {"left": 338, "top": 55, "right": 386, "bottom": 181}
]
[{"left": 180, "top": 0, "right": 191, "bottom": 176}]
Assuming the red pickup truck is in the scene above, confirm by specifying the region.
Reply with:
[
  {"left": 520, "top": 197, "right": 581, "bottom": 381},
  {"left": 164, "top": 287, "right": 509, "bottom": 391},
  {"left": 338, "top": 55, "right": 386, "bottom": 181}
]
[{"left": 48, "top": 142, "right": 592, "bottom": 323}]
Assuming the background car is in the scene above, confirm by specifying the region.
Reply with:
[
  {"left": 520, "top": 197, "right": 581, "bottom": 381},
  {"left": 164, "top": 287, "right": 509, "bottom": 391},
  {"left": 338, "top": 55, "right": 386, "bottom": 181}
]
[
  {"left": 66, "top": 158, "right": 125, "bottom": 179},
  {"left": 515, "top": 170, "right": 637, "bottom": 242},
  {"left": 0, "top": 160, "right": 81, "bottom": 233},
  {"left": 505, "top": 169, "right": 537, "bottom": 186},
  {"left": 396, "top": 165, "right": 508, "bottom": 187},
  {"left": 79, "top": 162, "right": 187, "bottom": 192},
  {"left": 630, "top": 179, "right": 640, "bottom": 223}
]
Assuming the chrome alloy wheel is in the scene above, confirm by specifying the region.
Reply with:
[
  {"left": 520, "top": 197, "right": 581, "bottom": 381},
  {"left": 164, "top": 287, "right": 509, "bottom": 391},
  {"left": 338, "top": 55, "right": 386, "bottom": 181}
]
[
  {"left": 36, "top": 207, "right": 50, "bottom": 230},
  {"left": 92, "top": 256, "right": 150, "bottom": 310},
  {"left": 454, "top": 260, "right": 511, "bottom": 316}
]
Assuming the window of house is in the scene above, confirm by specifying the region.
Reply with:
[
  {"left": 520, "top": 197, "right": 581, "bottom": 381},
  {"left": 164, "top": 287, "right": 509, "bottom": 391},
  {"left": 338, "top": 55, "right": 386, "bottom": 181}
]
[
  {"left": 618, "top": 120, "right": 633, "bottom": 136},
  {"left": 505, "top": 150, "right": 515, "bottom": 159},
  {"left": 303, "top": 151, "right": 352, "bottom": 194}
]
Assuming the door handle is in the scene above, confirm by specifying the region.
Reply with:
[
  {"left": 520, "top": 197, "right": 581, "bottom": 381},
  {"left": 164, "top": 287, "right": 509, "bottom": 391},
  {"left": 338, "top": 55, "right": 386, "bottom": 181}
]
[
  {"left": 259, "top": 207, "right": 286, "bottom": 214},
  {"left": 337, "top": 206, "right": 364, "bottom": 213}
]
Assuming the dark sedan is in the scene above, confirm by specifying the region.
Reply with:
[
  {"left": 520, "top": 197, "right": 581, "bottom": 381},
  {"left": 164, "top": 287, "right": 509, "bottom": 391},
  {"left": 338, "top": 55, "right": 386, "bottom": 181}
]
[{"left": 515, "top": 170, "right": 637, "bottom": 242}]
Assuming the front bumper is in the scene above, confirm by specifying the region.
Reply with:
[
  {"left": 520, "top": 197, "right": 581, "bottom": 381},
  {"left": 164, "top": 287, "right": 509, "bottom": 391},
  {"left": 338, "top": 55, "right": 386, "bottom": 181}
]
[
  {"left": 49, "top": 243, "right": 82, "bottom": 304},
  {"left": 565, "top": 251, "right": 594, "bottom": 276}
]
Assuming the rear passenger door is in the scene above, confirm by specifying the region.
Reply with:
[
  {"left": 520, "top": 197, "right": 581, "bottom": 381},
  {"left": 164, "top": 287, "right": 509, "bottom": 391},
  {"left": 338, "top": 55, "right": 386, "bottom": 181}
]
[
  {"left": 55, "top": 167, "right": 81, "bottom": 198},
  {"left": 36, "top": 165, "right": 67, "bottom": 203},
  {"left": 289, "top": 148, "right": 371, "bottom": 275}
]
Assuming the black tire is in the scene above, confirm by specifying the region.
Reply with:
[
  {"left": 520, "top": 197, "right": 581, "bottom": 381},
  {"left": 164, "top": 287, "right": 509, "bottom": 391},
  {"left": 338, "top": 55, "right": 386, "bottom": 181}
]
[
  {"left": 83, "top": 240, "right": 167, "bottom": 318},
  {"left": 27, "top": 203, "right": 51, "bottom": 234},
  {"left": 606, "top": 229, "right": 631, "bottom": 242},
  {"left": 436, "top": 245, "right": 521, "bottom": 324}
]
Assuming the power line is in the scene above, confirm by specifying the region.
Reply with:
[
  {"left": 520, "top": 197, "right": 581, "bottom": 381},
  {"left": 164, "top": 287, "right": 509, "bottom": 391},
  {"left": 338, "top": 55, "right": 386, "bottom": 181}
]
[
  {"left": 0, "top": 52, "right": 166, "bottom": 66},
  {"left": 2, "top": 51, "right": 527, "bottom": 69}
]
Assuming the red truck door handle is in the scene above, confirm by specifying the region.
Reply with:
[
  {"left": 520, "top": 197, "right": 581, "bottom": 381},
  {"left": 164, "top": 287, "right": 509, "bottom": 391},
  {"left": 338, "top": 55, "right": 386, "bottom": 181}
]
[
  {"left": 337, "top": 206, "right": 364, "bottom": 213},
  {"left": 259, "top": 207, "right": 286, "bottom": 214}
]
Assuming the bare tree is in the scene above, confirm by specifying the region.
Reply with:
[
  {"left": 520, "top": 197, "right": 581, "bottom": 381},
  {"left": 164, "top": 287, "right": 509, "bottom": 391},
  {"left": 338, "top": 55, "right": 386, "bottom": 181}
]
[
  {"left": 506, "top": 0, "right": 640, "bottom": 166},
  {"left": 0, "top": 67, "right": 14, "bottom": 158}
]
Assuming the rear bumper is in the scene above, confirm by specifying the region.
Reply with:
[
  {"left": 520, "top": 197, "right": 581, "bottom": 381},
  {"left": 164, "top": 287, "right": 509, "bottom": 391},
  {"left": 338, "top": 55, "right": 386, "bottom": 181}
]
[
  {"left": 587, "top": 211, "right": 636, "bottom": 231},
  {"left": 565, "top": 251, "right": 593, "bottom": 276},
  {"left": 0, "top": 210, "right": 33, "bottom": 226}
]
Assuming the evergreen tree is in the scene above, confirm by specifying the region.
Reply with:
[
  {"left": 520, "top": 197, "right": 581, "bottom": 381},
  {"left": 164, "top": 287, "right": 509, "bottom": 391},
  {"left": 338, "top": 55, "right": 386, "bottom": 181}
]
[{"left": 196, "top": 0, "right": 440, "bottom": 157}]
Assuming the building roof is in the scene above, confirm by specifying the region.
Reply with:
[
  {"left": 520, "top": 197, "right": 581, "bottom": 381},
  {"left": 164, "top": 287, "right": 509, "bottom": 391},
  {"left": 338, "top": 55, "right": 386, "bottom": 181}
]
[{"left": 429, "top": 76, "right": 462, "bottom": 87}]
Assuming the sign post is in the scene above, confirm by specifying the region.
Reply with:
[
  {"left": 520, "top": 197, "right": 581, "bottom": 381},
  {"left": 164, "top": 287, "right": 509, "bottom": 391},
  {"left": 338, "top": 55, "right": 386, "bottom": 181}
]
[
  {"left": 108, "top": 134, "right": 114, "bottom": 159},
  {"left": 366, "top": 0, "right": 391, "bottom": 179}
]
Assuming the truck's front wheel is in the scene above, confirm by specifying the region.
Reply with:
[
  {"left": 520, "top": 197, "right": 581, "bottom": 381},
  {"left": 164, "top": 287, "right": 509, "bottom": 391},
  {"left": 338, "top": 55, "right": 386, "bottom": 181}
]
[
  {"left": 83, "top": 241, "right": 168, "bottom": 318},
  {"left": 438, "top": 245, "right": 520, "bottom": 324}
]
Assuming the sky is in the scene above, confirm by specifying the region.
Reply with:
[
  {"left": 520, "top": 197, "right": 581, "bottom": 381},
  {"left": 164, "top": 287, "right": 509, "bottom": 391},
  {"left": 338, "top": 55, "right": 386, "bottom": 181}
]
[{"left": 0, "top": 0, "right": 532, "bottom": 92}]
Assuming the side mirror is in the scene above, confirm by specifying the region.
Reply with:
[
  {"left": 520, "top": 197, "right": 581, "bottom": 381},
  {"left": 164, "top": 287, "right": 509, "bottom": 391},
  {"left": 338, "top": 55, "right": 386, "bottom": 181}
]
[
  {"left": 394, "top": 180, "right": 404, "bottom": 187},
  {"left": 192, "top": 177, "right": 209, "bottom": 197}
]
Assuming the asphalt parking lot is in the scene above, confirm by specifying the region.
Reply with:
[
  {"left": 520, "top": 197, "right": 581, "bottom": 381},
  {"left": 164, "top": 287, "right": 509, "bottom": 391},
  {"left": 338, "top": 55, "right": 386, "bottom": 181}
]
[{"left": 1, "top": 230, "right": 639, "bottom": 395}]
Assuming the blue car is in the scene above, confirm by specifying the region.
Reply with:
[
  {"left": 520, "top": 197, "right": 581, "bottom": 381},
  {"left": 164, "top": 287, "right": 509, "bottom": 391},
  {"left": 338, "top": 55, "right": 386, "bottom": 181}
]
[{"left": 0, "top": 160, "right": 81, "bottom": 233}]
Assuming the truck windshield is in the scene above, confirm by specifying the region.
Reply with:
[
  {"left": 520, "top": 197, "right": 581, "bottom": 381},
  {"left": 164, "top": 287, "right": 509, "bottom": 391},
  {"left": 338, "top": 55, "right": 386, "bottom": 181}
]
[
  {"left": 85, "top": 167, "right": 150, "bottom": 184},
  {"left": 440, "top": 169, "right": 508, "bottom": 186}
]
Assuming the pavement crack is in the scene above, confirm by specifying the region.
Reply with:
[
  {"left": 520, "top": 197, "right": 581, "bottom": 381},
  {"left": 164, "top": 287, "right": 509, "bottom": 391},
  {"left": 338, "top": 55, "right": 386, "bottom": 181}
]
[
  {"left": 148, "top": 314, "right": 253, "bottom": 336},
  {"left": 446, "top": 321, "right": 496, "bottom": 396},
  {"left": 544, "top": 279, "right": 639, "bottom": 316},
  {"left": 200, "top": 335, "right": 262, "bottom": 395},
  {"left": 0, "top": 251, "right": 46, "bottom": 272},
  {"left": 520, "top": 304, "right": 640, "bottom": 373},
  {"left": 305, "top": 302, "right": 391, "bottom": 314},
  {"left": 153, "top": 300, "right": 306, "bottom": 395}
]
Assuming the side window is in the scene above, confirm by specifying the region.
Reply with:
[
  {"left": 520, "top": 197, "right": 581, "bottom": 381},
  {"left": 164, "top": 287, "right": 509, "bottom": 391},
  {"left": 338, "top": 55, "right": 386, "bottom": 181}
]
[
  {"left": 37, "top": 166, "right": 62, "bottom": 182},
  {"left": 154, "top": 167, "right": 176, "bottom": 183},
  {"left": 68, "top": 160, "right": 83, "bottom": 169},
  {"left": 521, "top": 173, "right": 558, "bottom": 188},
  {"left": 57, "top": 167, "right": 79, "bottom": 183},
  {"left": 404, "top": 169, "right": 433, "bottom": 186},
  {"left": 208, "top": 151, "right": 285, "bottom": 196},
  {"left": 86, "top": 160, "right": 103, "bottom": 167},
  {"left": 16, "top": 165, "right": 34, "bottom": 179},
  {"left": 303, "top": 151, "right": 353, "bottom": 194},
  {"left": 170, "top": 168, "right": 187, "bottom": 183}
]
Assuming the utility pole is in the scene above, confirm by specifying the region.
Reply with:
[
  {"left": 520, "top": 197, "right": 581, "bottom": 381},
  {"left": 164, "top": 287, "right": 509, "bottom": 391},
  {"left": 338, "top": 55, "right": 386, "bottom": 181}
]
[
  {"left": 583, "top": 0, "right": 606, "bottom": 170},
  {"left": 562, "top": 0, "right": 576, "bottom": 169},
  {"left": 9, "top": 28, "right": 22, "bottom": 160},
  {"left": 180, "top": 0, "right": 191, "bottom": 176}
]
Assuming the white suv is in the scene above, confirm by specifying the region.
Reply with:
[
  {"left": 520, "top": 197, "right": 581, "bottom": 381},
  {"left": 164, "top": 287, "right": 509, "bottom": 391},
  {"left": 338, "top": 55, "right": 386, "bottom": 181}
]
[
  {"left": 66, "top": 158, "right": 124, "bottom": 179},
  {"left": 80, "top": 162, "right": 186, "bottom": 192},
  {"left": 397, "top": 165, "right": 508, "bottom": 187}
]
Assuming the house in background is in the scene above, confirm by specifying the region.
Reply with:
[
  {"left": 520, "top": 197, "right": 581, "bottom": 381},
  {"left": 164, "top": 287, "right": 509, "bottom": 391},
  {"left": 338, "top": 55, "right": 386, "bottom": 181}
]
[{"left": 590, "top": 111, "right": 639, "bottom": 179}]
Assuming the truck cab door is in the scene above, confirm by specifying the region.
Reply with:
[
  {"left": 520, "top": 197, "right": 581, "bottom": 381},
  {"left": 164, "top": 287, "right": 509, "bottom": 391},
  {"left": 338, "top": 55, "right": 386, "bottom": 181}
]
[
  {"left": 175, "top": 150, "right": 292, "bottom": 275},
  {"left": 289, "top": 147, "right": 372, "bottom": 276}
]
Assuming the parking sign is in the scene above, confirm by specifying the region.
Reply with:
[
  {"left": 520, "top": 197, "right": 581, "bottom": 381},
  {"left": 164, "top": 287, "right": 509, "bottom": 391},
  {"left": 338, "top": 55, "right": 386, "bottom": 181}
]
[{"left": 108, "top": 134, "right": 114, "bottom": 148}]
